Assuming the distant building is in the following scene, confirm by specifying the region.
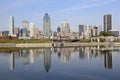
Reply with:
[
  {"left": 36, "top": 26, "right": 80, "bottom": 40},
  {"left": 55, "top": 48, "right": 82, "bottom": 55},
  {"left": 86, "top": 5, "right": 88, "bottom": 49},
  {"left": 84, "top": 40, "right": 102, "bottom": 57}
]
[
  {"left": 61, "top": 21, "right": 70, "bottom": 34},
  {"left": 29, "top": 23, "right": 39, "bottom": 38},
  {"left": 0, "top": 30, "right": 9, "bottom": 36},
  {"left": 91, "top": 26, "right": 98, "bottom": 37},
  {"left": 9, "top": 16, "right": 14, "bottom": 36},
  {"left": 14, "top": 27, "right": 20, "bottom": 37},
  {"left": 78, "top": 25, "right": 92, "bottom": 39},
  {"left": 43, "top": 13, "right": 51, "bottom": 38},
  {"left": 109, "top": 30, "right": 119, "bottom": 37},
  {"left": 57, "top": 26, "right": 61, "bottom": 33},
  {"left": 104, "top": 14, "right": 112, "bottom": 32},
  {"left": 22, "top": 20, "right": 29, "bottom": 38}
]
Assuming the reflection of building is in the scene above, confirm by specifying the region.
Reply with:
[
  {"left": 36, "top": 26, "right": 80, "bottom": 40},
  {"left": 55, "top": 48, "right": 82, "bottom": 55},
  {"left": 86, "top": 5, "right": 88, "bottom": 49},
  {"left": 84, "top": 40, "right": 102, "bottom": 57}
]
[
  {"left": 104, "top": 51, "right": 113, "bottom": 69},
  {"left": 43, "top": 49, "right": 51, "bottom": 72},
  {"left": 61, "top": 48, "right": 71, "bottom": 64},
  {"left": 21, "top": 50, "right": 29, "bottom": 65},
  {"left": 79, "top": 47, "right": 85, "bottom": 59},
  {"left": 9, "top": 53, "right": 15, "bottom": 71},
  {"left": 30, "top": 50, "right": 35, "bottom": 63}
]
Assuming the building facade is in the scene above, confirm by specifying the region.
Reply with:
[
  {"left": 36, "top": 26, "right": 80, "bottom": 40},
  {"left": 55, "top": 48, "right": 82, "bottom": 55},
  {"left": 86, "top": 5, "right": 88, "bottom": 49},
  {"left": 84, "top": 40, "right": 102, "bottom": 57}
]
[
  {"left": 104, "top": 14, "right": 112, "bottom": 32},
  {"left": 9, "top": 16, "right": 14, "bottom": 36},
  {"left": 22, "top": 20, "right": 29, "bottom": 38},
  {"left": 91, "top": 26, "right": 98, "bottom": 37},
  {"left": 61, "top": 21, "right": 70, "bottom": 34},
  {"left": 29, "top": 23, "right": 39, "bottom": 38},
  {"left": 78, "top": 25, "right": 92, "bottom": 39},
  {"left": 43, "top": 13, "right": 51, "bottom": 38}
]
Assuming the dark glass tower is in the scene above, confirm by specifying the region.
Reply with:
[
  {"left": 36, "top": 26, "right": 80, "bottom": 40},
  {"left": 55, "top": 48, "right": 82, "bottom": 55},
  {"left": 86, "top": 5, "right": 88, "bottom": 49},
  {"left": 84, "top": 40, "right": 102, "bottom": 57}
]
[
  {"left": 104, "top": 14, "right": 112, "bottom": 32},
  {"left": 43, "top": 13, "right": 51, "bottom": 37}
]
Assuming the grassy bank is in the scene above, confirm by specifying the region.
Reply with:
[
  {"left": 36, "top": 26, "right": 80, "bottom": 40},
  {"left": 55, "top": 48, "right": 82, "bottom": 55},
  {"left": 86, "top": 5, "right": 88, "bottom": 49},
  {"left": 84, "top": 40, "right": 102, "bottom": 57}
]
[
  {"left": 0, "top": 47, "right": 50, "bottom": 51},
  {"left": 0, "top": 39, "right": 52, "bottom": 43}
]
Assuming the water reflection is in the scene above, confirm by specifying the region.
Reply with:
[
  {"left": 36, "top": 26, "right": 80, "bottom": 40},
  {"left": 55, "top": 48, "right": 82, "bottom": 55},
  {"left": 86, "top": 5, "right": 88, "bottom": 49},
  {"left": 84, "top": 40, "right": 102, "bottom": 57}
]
[
  {"left": 43, "top": 49, "right": 51, "bottom": 72},
  {"left": 0, "top": 47, "right": 120, "bottom": 72}
]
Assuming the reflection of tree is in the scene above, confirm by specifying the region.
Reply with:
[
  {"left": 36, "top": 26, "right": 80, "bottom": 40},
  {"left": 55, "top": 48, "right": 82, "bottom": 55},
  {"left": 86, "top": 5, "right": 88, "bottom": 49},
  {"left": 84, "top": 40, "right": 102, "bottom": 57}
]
[
  {"left": 43, "top": 49, "right": 51, "bottom": 72},
  {"left": 101, "top": 50, "right": 113, "bottom": 69}
]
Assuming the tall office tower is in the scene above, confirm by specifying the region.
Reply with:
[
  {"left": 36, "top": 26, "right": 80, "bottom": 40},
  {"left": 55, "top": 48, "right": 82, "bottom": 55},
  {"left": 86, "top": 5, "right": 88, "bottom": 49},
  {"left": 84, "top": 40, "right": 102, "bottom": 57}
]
[
  {"left": 78, "top": 25, "right": 92, "bottom": 39},
  {"left": 22, "top": 20, "right": 28, "bottom": 37},
  {"left": 91, "top": 25, "right": 98, "bottom": 37},
  {"left": 29, "top": 23, "right": 39, "bottom": 38},
  {"left": 43, "top": 13, "right": 51, "bottom": 38},
  {"left": 57, "top": 26, "right": 61, "bottom": 33},
  {"left": 104, "top": 14, "right": 112, "bottom": 32},
  {"left": 14, "top": 27, "right": 20, "bottom": 37},
  {"left": 61, "top": 21, "right": 70, "bottom": 33},
  {"left": 9, "top": 16, "right": 14, "bottom": 36}
]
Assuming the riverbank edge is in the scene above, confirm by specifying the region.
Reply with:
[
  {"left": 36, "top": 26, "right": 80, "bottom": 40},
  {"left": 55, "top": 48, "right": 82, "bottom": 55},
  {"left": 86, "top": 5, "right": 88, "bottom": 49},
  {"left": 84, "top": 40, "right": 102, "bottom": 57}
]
[{"left": 0, "top": 42, "right": 120, "bottom": 48}]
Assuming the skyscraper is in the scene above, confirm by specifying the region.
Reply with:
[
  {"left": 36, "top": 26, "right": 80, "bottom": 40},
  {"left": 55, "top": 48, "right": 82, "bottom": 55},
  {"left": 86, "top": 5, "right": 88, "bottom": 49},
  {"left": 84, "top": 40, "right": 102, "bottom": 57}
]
[
  {"left": 22, "top": 20, "right": 29, "bottom": 37},
  {"left": 104, "top": 14, "right": 112, "bottom": 32},
  {"left": 29, "top": 23, "right": 39, "bottom": 38},
  {"left": 43, "top": 13, "right": 51, "bottom": 38},
  {"left": 61, "top": 21, "right": 70, "bottom": 34},
  {"left": 9, "top": 16, "right": 14, "bottom": 36},
  {"left": 57, "top": 26, "right": 61, "bottom": 33}
]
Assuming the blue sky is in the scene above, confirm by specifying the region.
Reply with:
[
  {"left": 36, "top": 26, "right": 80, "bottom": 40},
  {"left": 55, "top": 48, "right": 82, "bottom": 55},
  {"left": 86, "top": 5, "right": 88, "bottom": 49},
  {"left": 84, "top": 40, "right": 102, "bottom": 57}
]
[{"left": 0, "top": 0, "right": 120, "bottom": 31}]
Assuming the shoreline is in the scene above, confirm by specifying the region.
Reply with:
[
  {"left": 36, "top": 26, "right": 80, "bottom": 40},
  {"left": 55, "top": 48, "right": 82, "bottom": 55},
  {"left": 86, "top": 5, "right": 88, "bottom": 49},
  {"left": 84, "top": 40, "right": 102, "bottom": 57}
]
[{"left": 0, "top": 42, "right": 120, "bottom": 48}]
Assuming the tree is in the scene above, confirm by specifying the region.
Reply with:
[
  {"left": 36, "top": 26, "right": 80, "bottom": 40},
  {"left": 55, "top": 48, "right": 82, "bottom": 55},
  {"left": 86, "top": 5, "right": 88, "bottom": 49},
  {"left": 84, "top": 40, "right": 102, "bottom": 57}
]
[{"left": 99, "top": 31, "right": 113, "bottom": 36}]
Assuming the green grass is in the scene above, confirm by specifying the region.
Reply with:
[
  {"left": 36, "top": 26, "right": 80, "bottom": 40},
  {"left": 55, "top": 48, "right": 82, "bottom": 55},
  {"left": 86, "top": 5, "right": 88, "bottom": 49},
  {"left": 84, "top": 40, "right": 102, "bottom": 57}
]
[
  {"left": 0, "top": 39, "right": 53, "bottom": 43},
  {"left": 0, "top": 47, "right": 51, "bottom": 51}
]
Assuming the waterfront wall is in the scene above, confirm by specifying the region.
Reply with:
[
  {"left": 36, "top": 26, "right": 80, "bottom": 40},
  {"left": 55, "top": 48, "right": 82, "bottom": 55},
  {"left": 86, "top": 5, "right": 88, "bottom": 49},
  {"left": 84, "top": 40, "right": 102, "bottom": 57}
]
[{"left": 0, "top": 42, "right": 120, "bottom": 48}]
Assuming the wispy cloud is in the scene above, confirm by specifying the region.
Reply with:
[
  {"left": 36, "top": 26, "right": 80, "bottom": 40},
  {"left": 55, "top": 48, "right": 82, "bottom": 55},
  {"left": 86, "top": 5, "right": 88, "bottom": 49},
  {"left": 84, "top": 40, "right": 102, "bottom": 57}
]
[{"left": 58, "top": 0, "right": 118, "bottom": 13}]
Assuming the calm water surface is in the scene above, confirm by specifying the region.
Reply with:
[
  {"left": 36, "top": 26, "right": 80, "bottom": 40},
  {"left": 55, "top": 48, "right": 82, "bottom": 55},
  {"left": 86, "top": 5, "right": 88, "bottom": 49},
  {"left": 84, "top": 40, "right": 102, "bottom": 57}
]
[{"left": 0, "top": 47, "right": 120, "bottom": 80}]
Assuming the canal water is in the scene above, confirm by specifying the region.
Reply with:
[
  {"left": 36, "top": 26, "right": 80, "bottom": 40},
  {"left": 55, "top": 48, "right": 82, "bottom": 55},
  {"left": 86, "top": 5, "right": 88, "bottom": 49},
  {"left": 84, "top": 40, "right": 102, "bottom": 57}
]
[{"left": 0, "top": 47, "right": 120, "bottom": 80}]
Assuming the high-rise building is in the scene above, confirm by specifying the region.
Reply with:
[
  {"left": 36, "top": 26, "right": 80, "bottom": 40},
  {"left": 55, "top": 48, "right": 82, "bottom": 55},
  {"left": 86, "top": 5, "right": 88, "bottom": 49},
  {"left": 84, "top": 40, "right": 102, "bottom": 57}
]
[
  {"left": 57, "top": 26, "right": 61, "bottom": 33},
  {"left": 29, "top": 23, "right": 39, "bottom": 38},
  {"left": 61, "top": 21, "right": 70, "bottom": 34},
  {"left": 14, "top": 27, "right": 20, "bottom": 37},
  {"left": 9, "top": 16, "right": 14, "bottom": 36},
  {"left": 104, "top": 14, "right": 112, "bottom": 32},
  {"left": 78, "top": 25, "right": 84, "bottom": 36},
  {"left": 22, "top": 20, "right": 29, "bottom": 37},
  {"left": 91, "top": 26, "right": 98, "bottom": 37},
  {"left": 78, "top": 25, "right": 92, "bottom": 39},
  {"left": 43, "top": 13, "right": 51, "bottom": 38}
]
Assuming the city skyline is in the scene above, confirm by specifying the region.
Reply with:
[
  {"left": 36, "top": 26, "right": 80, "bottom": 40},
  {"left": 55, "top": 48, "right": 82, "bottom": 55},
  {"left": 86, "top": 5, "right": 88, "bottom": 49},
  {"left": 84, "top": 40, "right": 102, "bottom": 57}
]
[{"left": 0, "top": 0, "right": 120, "bottom": 31}]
